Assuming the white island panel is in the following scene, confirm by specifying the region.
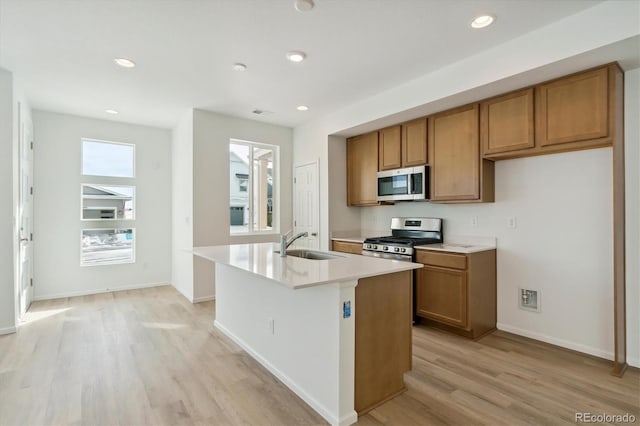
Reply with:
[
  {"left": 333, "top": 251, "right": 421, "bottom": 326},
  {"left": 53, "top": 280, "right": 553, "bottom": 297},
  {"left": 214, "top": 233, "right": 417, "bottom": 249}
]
[{"left": 215, "top": 263, "right": 357, "bottom": 426}]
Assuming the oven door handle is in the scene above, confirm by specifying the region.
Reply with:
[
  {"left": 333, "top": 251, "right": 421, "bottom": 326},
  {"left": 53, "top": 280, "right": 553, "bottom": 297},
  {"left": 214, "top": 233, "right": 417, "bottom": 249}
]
[{"left": 407, "top": 174, "right": 413, "bottom": 195}]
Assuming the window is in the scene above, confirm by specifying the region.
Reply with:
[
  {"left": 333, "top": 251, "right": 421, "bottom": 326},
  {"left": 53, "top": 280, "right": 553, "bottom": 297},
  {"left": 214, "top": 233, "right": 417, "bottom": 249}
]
[
  {"left": 80, "top": 138, "right": 136, "bottom": 265},
  {"left": 81, "top": 228, "right": 135, "bottom": 266},
  {"left": 236, "top": 174, "right": 248, "bottom": 192},
  {"left": 229, "top": 140, "right": 278, "bottom": 234},
  {"left": 82, "top": 139, "right": 135, "bottom": 177},
  {"left": 81, "top": 184, "right": 135, "bottom": 220}
]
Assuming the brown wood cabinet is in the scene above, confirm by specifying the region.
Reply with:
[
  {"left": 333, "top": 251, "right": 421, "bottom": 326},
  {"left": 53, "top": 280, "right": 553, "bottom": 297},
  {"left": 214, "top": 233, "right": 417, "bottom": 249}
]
[
  {"left": 429, "top": 104, "right": 494, "bottom": 203},
  {"left": 401, "top": 118, "right": 428, "bottom": 167},
  {"left": 481, "top": 88, "right": 534, "bottom": 156},
  {"left": 355, "top": 271, "right": 412, "bottom": 414},
  {"left": 331, "top": 240, "right": 363, "bottom": 255},
  {"left": 483, "top": 64, "right": 621, "bottom": 160},
  {"left": 347, "top": 132, "right": 379, "bottom": 206},
  {"left": 415, "top": 249, "right": 496, "bottom": 339},
  {"left": 378, "top": 120, "right": 428, "bottom": 171},
  {"left": 378, "top": 126, "right": 402, "bottom": 170}
]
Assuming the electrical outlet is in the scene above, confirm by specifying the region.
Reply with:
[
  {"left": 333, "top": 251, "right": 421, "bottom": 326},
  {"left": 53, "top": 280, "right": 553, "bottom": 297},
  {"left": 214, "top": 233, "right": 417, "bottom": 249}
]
[
  {"left": 507, "top": 216, "right": 517, "bottom": 229},
  {"left": 471, "top": 216, "right": 478, "bottom": 227}
]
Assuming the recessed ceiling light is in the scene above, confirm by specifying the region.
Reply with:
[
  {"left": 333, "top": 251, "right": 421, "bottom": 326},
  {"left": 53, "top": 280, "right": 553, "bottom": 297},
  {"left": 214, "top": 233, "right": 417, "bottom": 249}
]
[
  {"left": 105, "top": 109, "right": 119, "bottom": 115},
  {"left": 296, "top": 105, "right": 309, "bottom": 111},
  {"left": 232, "top": 63, "right": 247, "bottom": 71},
  {"left": 114, "top": 58, "right": 136, "bottom": 68},
  {"left": 294, "top": 0, "right": 314, "bottom": 12},
  {"left": 470, "top": 14, "right": 495, "bottom": 29},
  {"left": 286, "top": 51, "right": 306, "bottom": 63}
]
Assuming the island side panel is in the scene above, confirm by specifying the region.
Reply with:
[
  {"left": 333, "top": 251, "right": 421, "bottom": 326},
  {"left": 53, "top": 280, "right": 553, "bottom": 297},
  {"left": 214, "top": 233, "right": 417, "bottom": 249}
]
[
  {"left": 355, "top": 270, "right": 412, "bottom": 414},
  {"left": 213, "top": 263, "right": 358, "bottom": 426}
]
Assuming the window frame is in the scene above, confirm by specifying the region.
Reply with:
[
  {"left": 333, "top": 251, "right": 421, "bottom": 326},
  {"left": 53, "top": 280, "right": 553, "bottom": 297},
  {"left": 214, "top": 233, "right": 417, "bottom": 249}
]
[
  {"left": 80, "top": 227, "right": 136, "bottom": 267},
  {"left": 229, "top": 138, "right": 280, "bottom": 236},
  {"left": 81, "top": 138, "right": 136, "bottom": 178},
  {"left": 80, "top": 183, "right": 136, "bottom": 221}
]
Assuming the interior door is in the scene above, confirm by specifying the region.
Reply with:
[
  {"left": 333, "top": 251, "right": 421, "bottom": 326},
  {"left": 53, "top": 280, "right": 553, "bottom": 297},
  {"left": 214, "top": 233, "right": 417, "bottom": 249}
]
[
  {"left": 18, "top": 115, "right": 34, "bottom": 319},
  {"left": 294, "top": 161, "right": 319, "bottom": 249}
]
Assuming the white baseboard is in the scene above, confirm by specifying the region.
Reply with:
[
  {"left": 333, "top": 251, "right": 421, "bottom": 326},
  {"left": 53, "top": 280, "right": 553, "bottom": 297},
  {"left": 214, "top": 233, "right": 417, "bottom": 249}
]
[
  {"left": 32, "top": 282, "right": 170, "bottom": 301},
  {"left": 192, "top": 295, "right": 215, "bottom": 303},
  {"left": 214, "top": 320, "right": 353, "bottom": 426},
  {"left": 497, "top": 323, "right": 614, "bottom": 361},
  {"left": 0, "top": 326, "right": 16, "bottom": 335},
  {"left": 627, "top": 356, "right": 640, "bottom": 368}
]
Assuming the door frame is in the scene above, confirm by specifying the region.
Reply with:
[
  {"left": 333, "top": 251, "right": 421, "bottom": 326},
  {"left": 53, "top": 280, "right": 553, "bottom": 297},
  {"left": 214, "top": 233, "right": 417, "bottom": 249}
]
[
  {"left": 294, "top": 159, "right": 320, "bottom": 249},
  {"left": 17, "top": 105, "right": 34, "bottom": 321}
]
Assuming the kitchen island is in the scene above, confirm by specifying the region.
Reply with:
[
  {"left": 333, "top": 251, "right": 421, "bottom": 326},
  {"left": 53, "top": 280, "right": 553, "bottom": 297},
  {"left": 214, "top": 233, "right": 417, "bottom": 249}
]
[{"left": 193, "top": 243, "right": 421, "bottom": 426}]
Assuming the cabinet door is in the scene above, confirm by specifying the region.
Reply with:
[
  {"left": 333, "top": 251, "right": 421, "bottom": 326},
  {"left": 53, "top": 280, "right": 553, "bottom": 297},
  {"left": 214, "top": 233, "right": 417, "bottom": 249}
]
[
  {"left": 378, "top": 126, "right": 402, "bottom": 171},
  {"left": 332, "top": 240, "right": 363, "bottom": 255},
  {"left": 429, "top": 104, "right": 480, "bottom": 201},
  {"left": 416, "top": 265, "right": 467, "bottom": 328},
  {"left": 481, "top": 88, "right": 534, "bottom": 155},
  {"left": 347, "top": 132, "right": 379, "bottom": 206},
  {"left": 401, "top": 118, "right": 427, "bottom": 166},
  {"left": 536, "top": 67, "right": 608, "bottom": 147}
]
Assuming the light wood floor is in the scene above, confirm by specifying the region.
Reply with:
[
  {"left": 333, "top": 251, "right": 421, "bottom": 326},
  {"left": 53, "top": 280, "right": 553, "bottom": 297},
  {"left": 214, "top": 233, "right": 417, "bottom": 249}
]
[{"left": 0, "top": 286, "right": 637, "bottom": 426}]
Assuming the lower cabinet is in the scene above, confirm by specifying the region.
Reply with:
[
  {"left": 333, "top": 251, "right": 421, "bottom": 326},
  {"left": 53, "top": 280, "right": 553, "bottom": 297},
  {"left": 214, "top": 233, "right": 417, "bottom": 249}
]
[
  {"left": 331, "top": 240, "right": 363, "bottom": 255},
  {"left": 415, "top": 249, "right": 496, "bottom": 339}
]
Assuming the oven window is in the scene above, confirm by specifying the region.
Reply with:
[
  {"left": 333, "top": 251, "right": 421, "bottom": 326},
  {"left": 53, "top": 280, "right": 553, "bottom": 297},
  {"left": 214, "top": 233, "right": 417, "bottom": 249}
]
[{"left": 378, "top": 175, "right": 408, "bottom": 196}]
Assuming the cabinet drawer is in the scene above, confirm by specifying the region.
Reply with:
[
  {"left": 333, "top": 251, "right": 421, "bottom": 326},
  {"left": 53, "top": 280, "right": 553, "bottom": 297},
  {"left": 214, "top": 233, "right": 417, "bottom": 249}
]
[
  {"left": 332, "top": 240, "right": 363, "bottom": 255},
  {"left": 416, "top": 250, "right": 466, "bottom": 269}
]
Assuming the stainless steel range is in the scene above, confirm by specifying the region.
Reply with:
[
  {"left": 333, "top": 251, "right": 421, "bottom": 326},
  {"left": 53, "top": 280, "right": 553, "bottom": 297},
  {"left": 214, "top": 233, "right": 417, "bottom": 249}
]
[{"left": 362, "top": 217, "right": 443, "bottom": 262}]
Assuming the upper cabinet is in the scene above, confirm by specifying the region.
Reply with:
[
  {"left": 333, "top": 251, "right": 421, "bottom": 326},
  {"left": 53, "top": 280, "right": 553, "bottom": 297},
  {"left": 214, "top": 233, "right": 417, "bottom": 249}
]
[
  {"left": 401, "top": 118, "right": 428, "bottom": 167},
  {"left": 378, "top": 119, "right": 428, "bottom": 171},
  {"left": 429, "top": 104, "right": 494, "bottom": 203},
  {"left": 481, "top": 88, "right": 534, "bottom": 156},
  {"left": 378, "top": 126, "right": 402, "bottom": 170},
  {"left": 347, "top": 132, "right": 379, "bottom": 206},
  {"left": 344, "top": 63, "right": 621, "bottom": 205},
  {"left": 483, "top": 64, "right": 621, "bottom": 160},
  {"left": 536, "top": 66, "right": 610, "bottom": 148}
]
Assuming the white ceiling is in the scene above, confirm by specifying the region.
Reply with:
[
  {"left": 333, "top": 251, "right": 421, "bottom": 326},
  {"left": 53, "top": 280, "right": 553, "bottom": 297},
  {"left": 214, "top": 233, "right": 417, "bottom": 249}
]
[{"left": 0, "top": 0, "right": 607, "bottom": 130}]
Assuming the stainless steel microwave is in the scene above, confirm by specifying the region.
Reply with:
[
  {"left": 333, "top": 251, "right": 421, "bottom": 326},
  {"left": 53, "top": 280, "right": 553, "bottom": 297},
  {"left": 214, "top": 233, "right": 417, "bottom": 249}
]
[{"left": 377, "top": 165, "right": 429, "bottom": 202}]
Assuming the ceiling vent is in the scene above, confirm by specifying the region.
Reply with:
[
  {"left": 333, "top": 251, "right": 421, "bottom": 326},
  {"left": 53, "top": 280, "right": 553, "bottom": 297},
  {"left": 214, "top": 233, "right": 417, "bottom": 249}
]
[{"left": 252, "top": 109, "right": 274, "bottom": 115}]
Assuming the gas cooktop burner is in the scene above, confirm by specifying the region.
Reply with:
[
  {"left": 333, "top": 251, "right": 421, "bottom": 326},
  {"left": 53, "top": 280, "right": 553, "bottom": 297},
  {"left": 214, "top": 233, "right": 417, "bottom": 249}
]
[{"left": 362, "top": 217, "right": 443, "bottom": 260}]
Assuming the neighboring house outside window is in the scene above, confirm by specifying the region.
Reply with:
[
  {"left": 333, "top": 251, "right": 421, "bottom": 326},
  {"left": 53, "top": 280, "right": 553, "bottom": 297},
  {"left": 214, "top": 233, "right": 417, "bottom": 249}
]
[
  {"left": 229, "top": 139, "right": 278, "bottom": 234},
  {"left": 80, "top": 139, "right": 136, "bottom": 266}
]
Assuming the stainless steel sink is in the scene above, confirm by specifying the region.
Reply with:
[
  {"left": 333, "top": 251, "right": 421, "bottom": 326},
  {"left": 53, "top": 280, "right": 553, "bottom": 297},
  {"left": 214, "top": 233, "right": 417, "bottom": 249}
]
[{"left": 276, "top": 249, "right": 344, "bottom": 260}]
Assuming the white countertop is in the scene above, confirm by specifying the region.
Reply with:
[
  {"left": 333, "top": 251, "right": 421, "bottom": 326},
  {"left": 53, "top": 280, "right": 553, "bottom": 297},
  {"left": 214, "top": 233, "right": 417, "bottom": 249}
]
[
  {"left": 331, "top": 236, "right": 366, "bottom": 244},
  {"left": 415, "top": 243, "right": 495, "bottom": 254},
  {"left": 416, "top": 235, "right": 496, "bottom": 254},
  {"left": 193, "top": 243, "right": 421, "bottom": 289}
]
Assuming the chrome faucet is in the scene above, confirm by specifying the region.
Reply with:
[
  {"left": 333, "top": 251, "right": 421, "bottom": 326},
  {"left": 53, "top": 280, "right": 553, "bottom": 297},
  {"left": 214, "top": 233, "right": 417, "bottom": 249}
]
[{"left": 280, "top": 231, "right": 309, "bottom": 256}]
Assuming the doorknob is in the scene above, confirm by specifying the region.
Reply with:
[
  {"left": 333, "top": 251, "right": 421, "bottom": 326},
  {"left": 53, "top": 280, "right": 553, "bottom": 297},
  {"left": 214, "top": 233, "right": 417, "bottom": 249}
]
[{"left": 20, "top": 238, "right": 29, "bottom": 243}]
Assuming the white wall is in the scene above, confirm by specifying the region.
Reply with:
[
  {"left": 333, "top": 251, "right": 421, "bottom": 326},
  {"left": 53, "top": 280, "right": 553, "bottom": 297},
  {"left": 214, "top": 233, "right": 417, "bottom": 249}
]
[
  {"left": 171, "top": 110, "right": 194, "bottom": 301},
  {"left": 32, "top": 111, "right": 172, "bottom": 299},
  {"left": 0, "top": 69, "right": 15, "bottom": 333},
  {"left": 170, "top": 109, "right": 293, "bottom": 301},
  {"left": 293, "top": 1, "right": 639, "bottom": 365},
  {"left": 359, "top": 148, "right": 615, "bottom": 360}
]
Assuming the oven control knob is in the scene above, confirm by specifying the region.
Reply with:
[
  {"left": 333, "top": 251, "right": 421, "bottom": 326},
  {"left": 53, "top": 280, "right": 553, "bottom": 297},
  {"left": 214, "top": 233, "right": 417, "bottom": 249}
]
[
  {"left": 382, "top": 245, "right": 388, "bottom": 251},
  {"left": 401, "top": 248, "right": 407, "bottom": 253},
  {"left": 394, "top": 247, "right": 400, "bottom": 252},
  {"left": 372, "top": 245, "right": 378, "bottom": 250},
  {"left": 365, "top": 244, "right": 371, "bottom": 249}
]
